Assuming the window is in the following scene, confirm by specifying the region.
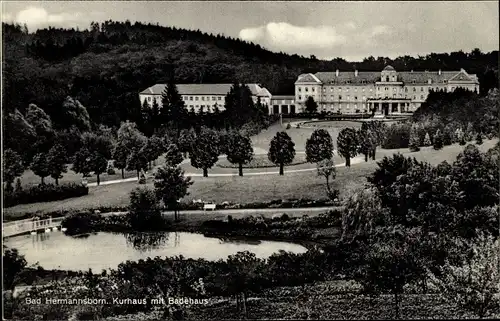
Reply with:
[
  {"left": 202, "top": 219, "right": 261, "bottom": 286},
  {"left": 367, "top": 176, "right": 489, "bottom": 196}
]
[
  {"left": 312, "top": 87, "right": 315, "bottom": 92},
  {"left": 413, "top": 87, "right": 416, "bottom": 92},
  {"left": 412, "top": 80, "right": 416, "bottom": 84},
  {"left": 421, "top": 87, "right": 424, "bottom": 92},
  {"left": 413, "top": 96, "right": 416, "bottom": 100},
  {"left": 405, "top": 87, "right": 408, "bottom": 92},
  {"left": 189, "top": 96, "right": 193, "bottom": 101},
  {"left": 339, "top": 95, "right": 342, "bottom": 100},
  {"left": 298, "top": 87, "right": 302, "bottom": 92},
  {"left": 420, "top": 95, "right": 424, "bottom": 100},
  {"left": 218, "top": 97, "right": 221, "bottom": 100},
  {"left": 212, "top": 97, "right": 216, "bottom": 101},
  {"left": 195, "top": 97, "right": 199, "bottom": 101},
  {"left": 385, "top": 87, "right": 388, "bottom": 91},
  {"left": 305, "top": 87, "right": 309, "bottom": 92},
  {"left": 147, "top": 97, "right": 151, "bottom": 102},
  {"left": 338, "top": 87, "right": 342, "bottom": 91},
  {"left": 330, "top": 87, "right": 334, "bottom": 92},
  {"left": 298, "top": 95, "right": 302, "bottom": 100},
  {"left": 196, "top": 105, "right": 199, "bottom": 108},
  {"left": 354, "top": 96, "right": 358, "bottom": 100},
  {"left": 201, "top": 105, "right": 205, "bottom": 108},
  {"left": 201, "top": 97, "right": 205, "bottom": 101}
]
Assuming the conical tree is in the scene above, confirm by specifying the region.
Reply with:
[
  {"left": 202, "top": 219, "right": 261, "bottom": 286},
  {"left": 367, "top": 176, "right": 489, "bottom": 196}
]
[
  {"left": 409, "top": 125, "right": 421, "bottom": 152},
  {"left": 161, "top": 81, "right": 187, "bottom": 137},
  {"left": 423, "top": 132, "right": 432, "bottom": 146},
  {"left": 476, "top": 132, "right": 483, "bottom": 145},
  {"left": 268, "top": 131, "right": 295, "bottom": 175},
  {"left": 337, "top": 127, "right": 359, "bottom": 167},
  {"left": 433, "top": 129, "right": 443, "bottom": 150}
]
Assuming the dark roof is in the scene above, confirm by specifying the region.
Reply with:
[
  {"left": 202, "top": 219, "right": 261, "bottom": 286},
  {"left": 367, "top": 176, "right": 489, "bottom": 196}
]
[
  {"left": 383, "top": 65, "right": 395, "bottom": 71},
  {"left": 139, "top": 84, "right": 272, "bottom": 96},
  {"left": 296, "top": 69, "right": 478, "bottom": 85},
  {"left": 271, "top": 95, "right": 295, "bottom": 100}
]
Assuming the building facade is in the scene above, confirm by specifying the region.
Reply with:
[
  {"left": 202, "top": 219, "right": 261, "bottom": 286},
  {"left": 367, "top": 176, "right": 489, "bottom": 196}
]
[
  {"left": 294, "top": 66, "right": 480, "bottom": 115},
  {"left": 270, "top": 95, "right": 296, "bottom": 115},
  {"left": 139, "top": 83, "right": 272, "bottom": 113}
]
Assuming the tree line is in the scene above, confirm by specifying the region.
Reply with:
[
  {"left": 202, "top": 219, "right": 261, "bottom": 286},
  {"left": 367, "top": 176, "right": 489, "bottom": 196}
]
[{"left": 3, "top": 20, "right": 498, "bottom": 132}]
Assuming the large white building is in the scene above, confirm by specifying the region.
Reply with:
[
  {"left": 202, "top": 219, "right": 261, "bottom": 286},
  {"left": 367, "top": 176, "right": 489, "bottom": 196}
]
[
  {"left": 294, "top": 66, "right": 480, "bottom": 115},
  {"left": 139, "top": 83, "right": 272, "bottom": 113}
]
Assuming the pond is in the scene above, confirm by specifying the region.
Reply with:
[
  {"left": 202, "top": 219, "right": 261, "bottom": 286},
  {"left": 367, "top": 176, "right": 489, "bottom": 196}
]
[{"left": 4, "top": 231, "right": 308, "bottom": 271}]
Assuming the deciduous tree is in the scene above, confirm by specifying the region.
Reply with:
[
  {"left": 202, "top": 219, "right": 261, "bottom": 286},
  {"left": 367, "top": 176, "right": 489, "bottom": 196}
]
[
  {"left": 429, "top": 234, "right": 500, "bottom": 319},
  {"left": 47, "top": 144, "right": 68, "bottom": 185},
  {"left": 316, "top": 158, "right": 338, "bottom": 200},
  {"left": 31, "top": 153, "right": 50, "bottom": 185},
  {"left": 3, "top": 149, "right": 24, "bottom": 193},
  {"left": 61, "top": 96, "right": 91, "bottom": 132},
  {"left": 154, "top": 166, "right": 193, "bottom": 221},
  {"left": 190, "top": 127, "right": 221, "bottom": 177},
  {"left": 337, "top": 127, "right": 358, "bottom": 167},
  {"left": 306, "top": 129, "right": 334, "bottom": 163},
  {"left": 127, "top": 147, "right": 149, "bottom": 179},
  {"left": 72, "top": 147, "right": 93, "bottom": 178},
  {"left": 112, "top": 141, "right": 128, "bottom": 179},
  {"left": 226, "top": 133, "right": 254, "bottom": 176},
  {"left": 268, "top": 131, "right": 296, "bottom": 175},
  {"left": 165, "top": 143, "right": 184, "bottom": 167},
  {"left": 128, "top": 187, "right": 163, "bottom": 230}
]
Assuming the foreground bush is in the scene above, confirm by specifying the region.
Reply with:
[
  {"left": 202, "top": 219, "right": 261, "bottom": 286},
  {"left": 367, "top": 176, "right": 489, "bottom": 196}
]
[{"left": 4, "top": 183, "right": 89, "bottom": 207}]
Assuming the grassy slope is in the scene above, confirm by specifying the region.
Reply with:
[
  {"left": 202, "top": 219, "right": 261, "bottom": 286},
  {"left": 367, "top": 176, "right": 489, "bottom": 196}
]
[{"left": 4, "top": 139, "right": 496, "bottom": 218}]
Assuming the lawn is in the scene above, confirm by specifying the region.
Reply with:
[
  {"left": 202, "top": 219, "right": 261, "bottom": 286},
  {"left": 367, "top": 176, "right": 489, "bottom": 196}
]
[
  {"left": 216, "top": 153, "right": 307, "bottom": 168},
  {"left": 5, "top": 139, "right": 497, "bottom": 219},
  {"left": 252, "top": 120, "right": 362, "bottom": 152}
]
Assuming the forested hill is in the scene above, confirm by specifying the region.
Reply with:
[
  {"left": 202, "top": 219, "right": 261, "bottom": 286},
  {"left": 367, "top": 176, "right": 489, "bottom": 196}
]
[{"left": 2, "top": 20, "right": 499, "bottom": 128}]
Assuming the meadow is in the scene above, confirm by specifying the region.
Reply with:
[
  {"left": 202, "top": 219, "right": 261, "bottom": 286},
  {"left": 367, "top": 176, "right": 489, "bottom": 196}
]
[{"left": 5, "top": 138, "right": 496, "bottom": 218}]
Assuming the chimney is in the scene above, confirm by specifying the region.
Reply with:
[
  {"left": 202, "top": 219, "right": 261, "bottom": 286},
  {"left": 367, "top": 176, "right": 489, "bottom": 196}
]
[
  {"left": 355, "top": 70, "right": 358, "bottom": 77},
  {"left": 438, "top": 69, "right": 441, "bottom": 75},
  {"left": 336, "top": 69, "right": 339, "bottom": 77}
]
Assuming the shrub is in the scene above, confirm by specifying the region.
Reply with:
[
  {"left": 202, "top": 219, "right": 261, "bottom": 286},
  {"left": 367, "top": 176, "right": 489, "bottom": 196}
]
[
  {"left": 286, "top": 123, "right": 291, "bottom": 130},
  {"left": 433, "top": 129, "right": 444, "bottom": 150},
  {"left": 476, "top": 132, "right": 483, "bottom": 145},
  {"left": 106, "top": 164, "right": 115, "bottom": 175},
  {"left": 4, "top": 183, "right": 89, "bottom": 207},
  {"left": 423, "top": 132, "right": 432, "bottom": 146},
  {"left": 61, "top": 212, "right": 101, "bottom": 235},
  {"left": 381, "top": 123, "right": 411, "bottom": 149},
  {"left": 138, "top": 171, "right": 146, "bottom": 184}
]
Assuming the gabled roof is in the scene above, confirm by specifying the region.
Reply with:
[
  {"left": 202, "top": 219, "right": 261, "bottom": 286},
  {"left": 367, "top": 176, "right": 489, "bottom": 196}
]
[
  {"left": 295, "top": 73, "right": 322, "bottom": 84},
  {"left": 139, "top": 83, "right": 272, "bottom": 96},
  {"left": 295, "top": 70, "right": 479, "bottom": 86}
]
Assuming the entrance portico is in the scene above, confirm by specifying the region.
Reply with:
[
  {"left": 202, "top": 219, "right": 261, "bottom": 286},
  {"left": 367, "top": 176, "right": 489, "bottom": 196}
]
[{"left": 367, "top": 98, "right": 412, "bottom": 115}]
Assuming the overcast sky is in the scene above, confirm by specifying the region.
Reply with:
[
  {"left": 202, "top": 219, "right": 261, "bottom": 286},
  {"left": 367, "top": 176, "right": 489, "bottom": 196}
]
[{"left": 2, "top": 1, "right": 498, "bottom": 61}]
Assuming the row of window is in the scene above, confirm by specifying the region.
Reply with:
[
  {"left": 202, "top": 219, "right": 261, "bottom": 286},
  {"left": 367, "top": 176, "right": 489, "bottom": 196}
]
[
  {"left": 183, "top": 96, "right": 223, "bottom": 101},
  {"left": 298, "top": 94, "right": 426, "bottom": 101}
]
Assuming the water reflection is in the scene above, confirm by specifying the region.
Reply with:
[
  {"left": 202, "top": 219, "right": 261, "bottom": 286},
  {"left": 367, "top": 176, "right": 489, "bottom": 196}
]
[
  {"left": 124, "top": 232, "right": 171, "bottom": 251},
  {"left": 5, "top": 231, "right": 308, "bottom": 271}
]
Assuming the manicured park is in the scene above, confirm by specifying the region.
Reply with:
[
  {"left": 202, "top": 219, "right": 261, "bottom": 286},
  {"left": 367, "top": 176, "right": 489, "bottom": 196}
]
[{"left": 5, "top": 118, "right": 497, "bottom": 218}]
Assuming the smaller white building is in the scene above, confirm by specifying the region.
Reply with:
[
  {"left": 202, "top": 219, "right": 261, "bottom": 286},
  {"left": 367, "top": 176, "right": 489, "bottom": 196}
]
[
  {"left": 139, "top": 83, "right": 272, "bottom": 113},
  {"left": 270, "top": 95, "right": 297, "bottom": 115}
]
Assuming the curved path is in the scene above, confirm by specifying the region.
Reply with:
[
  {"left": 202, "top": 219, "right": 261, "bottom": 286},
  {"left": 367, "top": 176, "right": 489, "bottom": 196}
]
[{"left": 88, "top": 155, "right": 363, "bottom": 187}]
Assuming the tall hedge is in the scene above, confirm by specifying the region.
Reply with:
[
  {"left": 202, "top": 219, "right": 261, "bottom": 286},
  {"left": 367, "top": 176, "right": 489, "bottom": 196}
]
[{"left": 4, "top": 183, "right": 89, "bottom": 207}]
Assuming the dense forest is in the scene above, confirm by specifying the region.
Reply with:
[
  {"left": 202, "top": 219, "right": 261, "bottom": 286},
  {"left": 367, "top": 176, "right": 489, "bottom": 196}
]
[{"left": 2, "top": 20, "right": 499, "bottom": 130}]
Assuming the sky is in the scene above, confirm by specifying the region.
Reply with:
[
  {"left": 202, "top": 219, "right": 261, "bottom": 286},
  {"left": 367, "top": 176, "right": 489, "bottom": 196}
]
[{"left": 2, "top": 1, "right": 498, "bottom": 61}]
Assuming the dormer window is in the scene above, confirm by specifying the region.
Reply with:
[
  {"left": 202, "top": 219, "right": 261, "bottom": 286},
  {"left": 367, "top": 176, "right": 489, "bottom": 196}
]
[
  {"left": 412, "top": 80, "right": 416, "bottom": 84},
  {"left": 443, "top": 80, "right": 447, "bottom": 84}
]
